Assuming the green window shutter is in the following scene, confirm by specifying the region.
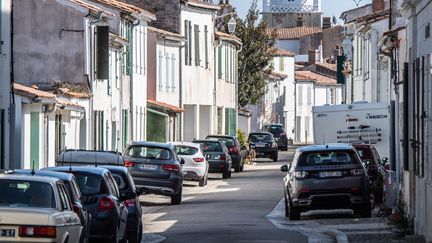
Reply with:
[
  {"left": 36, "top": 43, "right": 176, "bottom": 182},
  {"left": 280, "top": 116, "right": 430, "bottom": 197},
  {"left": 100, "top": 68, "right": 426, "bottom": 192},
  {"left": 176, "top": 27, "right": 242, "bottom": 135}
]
[
  {"left": 225, "top": 44, "right": 228, "bottom": 81},
  {"left": 204, "top": 25, "right": 209, "bottom": 69},
  {"left": 126, "top": 22, "right": 132, "bottom": 75},
  {"left": 158, "top": 51, "right": 163, "bottom": 91},
  {"left": 30, "top": 112, "right": 40, "bottom": 169},
  {"left": 184, "top": 20, "right": 189, "bottom": 65},
  {"left": 218, "top": 46, "right": 222, "bottom": 79},
  {"left": 280, "top": 57, "right": 285, "bottom": 72},
  {"left": 188, "top": 21, "right": 192, "bottom": 65},
  {"left": 165, "top": 53, "right": 170, "bottom": 91},
  {"left": 194, "top": 24, "right": 200, "bottom": 66},
  {"left": 230, "top": 46, "right": 233, "bottom": 83},
  {"left": 122, "top": 109, "right": 128, "bottom": 149},
  {"left": 108, "top": 52, "right": 112, "bottom": 95}
]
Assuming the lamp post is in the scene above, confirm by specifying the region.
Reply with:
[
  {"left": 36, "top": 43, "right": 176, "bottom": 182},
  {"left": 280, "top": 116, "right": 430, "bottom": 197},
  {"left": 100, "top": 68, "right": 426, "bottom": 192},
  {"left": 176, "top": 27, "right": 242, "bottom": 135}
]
[{"left": 215, "top": 12, "right": 237, "bottom": 35}]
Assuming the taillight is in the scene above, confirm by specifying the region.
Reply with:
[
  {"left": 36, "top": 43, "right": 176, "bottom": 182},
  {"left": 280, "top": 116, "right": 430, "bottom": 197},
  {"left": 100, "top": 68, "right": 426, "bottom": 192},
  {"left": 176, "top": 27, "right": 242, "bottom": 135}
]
[
  {"left": 350, "top": 168, "right": 365, "bottom": 176},
  {"left": 124, "top": 199, "right": 136, "bottom": 207},
  {"left": 293, "top": 171, "right": 309, "bottom": 179},
  {"left": 124, "top": 160, "right": 135, "bottom": 167},
  {"left": 229, "top": 147, "right": 238, "bottom": 153},
  {"left": 299, "top": 187, "right": 310, "bottom": 193},
  {"left": 193, "top": 157, "right": 205, "bottom": 162},
  {"left": 19, "top": 226, "right": 56, "bottom": 238},
  {"left": 72, "top": 204, "right": 81, "bottom": 217},
  {"left": 272, "top": 143, "right": 277, "bottom": 149},
  {"left": 98, "top": 197, "right": 115, "bottom": 211},
  {"left": 162, "top": 164, "right": 180, "bottom": 172},
  {"left": 220, "top": 154, "right": 227, "bottom": 161}
]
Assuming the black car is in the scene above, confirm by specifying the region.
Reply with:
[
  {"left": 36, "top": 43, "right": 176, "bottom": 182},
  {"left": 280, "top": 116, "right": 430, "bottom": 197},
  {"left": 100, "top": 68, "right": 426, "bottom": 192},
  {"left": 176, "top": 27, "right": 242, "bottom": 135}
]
[
  {"left": 206, "top": 135, "right": 244, "bottom": 172},
  {"left": 248, "top": 132, "right": 279, "bottom": 161},
  {"left": 265, "top": 124, "right": 288, "bottom": 151},
  {"left": 193, "top": 139, "right": 232, "bottom": 179},
  {"left": 101, "top": 166, "right": 144, "bottom": 243},
  {"left": 123, "top": 141, "right": 184, "bottom": 205},
  {"left": 46, "top": 166, "right": 128, "bottom": 243},
  {"left": 13, "top": 169, "right": 91, "bottom": 243},
  {"left": 56, "top": 149, "right": 124, "bottom": 166}
]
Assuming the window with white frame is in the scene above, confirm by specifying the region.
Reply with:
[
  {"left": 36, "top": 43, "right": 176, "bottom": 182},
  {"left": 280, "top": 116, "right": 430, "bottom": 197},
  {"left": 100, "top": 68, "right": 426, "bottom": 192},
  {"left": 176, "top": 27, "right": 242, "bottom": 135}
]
[{"left": 298, "top": 85, "right": 303, "bottom": 105}]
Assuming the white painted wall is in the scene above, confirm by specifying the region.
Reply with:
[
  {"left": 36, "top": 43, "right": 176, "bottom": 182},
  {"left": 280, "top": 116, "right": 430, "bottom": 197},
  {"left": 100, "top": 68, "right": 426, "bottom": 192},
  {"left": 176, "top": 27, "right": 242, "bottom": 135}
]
[
  {"left": 295, "top": 82, "right": 314, "bottom": 144},
  {"left": 216, "top": 42, "right": 236, "bottom": 109},
  {"left": 156, "top": 41, "right": 180, "bottom": 107}
]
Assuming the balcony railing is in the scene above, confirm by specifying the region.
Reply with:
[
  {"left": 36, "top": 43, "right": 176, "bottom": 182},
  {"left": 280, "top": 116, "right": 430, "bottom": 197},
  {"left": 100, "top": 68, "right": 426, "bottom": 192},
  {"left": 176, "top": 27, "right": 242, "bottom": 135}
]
[{"left": 263, "top": 0, "right": 320, "bottom": 13}]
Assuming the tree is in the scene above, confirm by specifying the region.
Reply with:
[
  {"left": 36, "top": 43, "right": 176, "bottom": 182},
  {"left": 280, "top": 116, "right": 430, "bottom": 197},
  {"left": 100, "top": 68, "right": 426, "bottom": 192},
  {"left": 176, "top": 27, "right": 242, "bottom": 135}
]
[{"left": 236, "top": 0, "right": 276, "bottom": 107}]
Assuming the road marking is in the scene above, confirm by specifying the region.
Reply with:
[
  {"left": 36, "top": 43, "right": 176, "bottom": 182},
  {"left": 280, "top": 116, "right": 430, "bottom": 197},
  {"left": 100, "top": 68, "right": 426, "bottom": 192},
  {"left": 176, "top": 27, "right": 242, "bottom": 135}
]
[{"left": 142, "top": 233, "right": 166, "bottom": 243}]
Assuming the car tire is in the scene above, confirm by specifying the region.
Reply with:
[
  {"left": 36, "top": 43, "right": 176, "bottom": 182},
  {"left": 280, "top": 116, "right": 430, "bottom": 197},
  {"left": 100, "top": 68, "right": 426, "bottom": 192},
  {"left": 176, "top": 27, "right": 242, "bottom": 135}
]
[
  {"left": 272, "top": 152, "right": 278, "bottom": 162},
  {"left": 359, "top": 203, "right": 372, "bottom": 218},
  {"left": 199, "top": 175, "right": 206, "bottom": 187},
  {"left": 228, "top": 170, "right": 232, "bottom": 178},
  {"left": 284, "top": 195, "right": 290, "bottom": 218},
  {"left": 288, "top": 199, "right": 301, "bottom": 220},
  {"left": 127, "top": 230, "right": 139, "bottom": 243},
  {"left": 222, "top": 169, "right": 229, "bottom": 179},
  {"left": 240, "top": 161, "right": 244, "bottom": 172},
  {"left": 171, "top": 188, "right": 182, "bottom": 205},
  {"left": 234, "top": 163, "right": 241, "bottom": 173},
  {"left": 107, "top": 229, "right": 118, "bottom": 243}
]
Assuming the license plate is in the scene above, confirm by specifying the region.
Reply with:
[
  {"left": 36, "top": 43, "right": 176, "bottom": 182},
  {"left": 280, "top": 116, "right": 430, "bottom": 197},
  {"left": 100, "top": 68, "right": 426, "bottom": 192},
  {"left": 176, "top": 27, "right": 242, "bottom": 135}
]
[
  {"left": 0, "top": 229, "right": 16, "bottom": 237},
  {"left": 255, "top": 144, "right": 265, "bottom": 147},
  {"left": 319, "top": 171, "right": 342, "bottom": 178},
  {"left": 141, "top": 164, "right": 158, "bottom": 170}
]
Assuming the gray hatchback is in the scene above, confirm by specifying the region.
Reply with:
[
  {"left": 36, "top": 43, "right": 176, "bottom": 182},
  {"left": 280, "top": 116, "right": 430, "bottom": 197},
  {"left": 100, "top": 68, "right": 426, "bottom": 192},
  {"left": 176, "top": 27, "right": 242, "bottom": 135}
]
[
  {"left": 281, "top": 144, "right": 371, "bottom": 220},
  {"left": 123, "top": 142, "right": 184, "bottom": 205}
]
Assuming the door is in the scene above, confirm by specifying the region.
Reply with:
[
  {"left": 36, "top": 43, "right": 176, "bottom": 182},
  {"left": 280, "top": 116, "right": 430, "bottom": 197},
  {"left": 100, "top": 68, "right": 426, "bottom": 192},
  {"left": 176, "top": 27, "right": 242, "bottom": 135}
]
[{"left": 30, "top": 112, "right": 40, "bottom": 169}]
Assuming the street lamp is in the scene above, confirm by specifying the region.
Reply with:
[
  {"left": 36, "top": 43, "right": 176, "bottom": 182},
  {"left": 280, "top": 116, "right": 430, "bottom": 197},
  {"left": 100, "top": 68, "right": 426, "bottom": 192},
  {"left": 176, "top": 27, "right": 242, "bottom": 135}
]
[{"left": 227, "top": 16, "right": 237, "bottom": 34}]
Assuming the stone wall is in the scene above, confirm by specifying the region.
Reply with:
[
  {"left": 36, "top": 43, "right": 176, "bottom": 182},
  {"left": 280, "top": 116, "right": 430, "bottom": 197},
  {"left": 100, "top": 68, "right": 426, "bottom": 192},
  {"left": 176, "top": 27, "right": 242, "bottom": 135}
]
[{"left": 322, "top": 25, "right": 344, "bottom": 59}]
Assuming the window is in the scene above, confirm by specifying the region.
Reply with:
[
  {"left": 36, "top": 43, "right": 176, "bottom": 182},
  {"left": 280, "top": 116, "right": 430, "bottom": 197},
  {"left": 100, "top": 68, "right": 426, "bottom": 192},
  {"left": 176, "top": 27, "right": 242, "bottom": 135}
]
[
  {"left": 297, "top": 150, "right": 360, "bottom": 166},
  {"left": 57, "top": 184, "right": 71, "bottom": 211},
  {"left": 158, "top": 50, "right": 163, "bottom": 91},
  {"left": 184, "top": 20, "right": 190, "bottom": 65},
  {"left": 125, "top": 146, "right": 172, "bottom": 160},
  {"left": 425, "top": 23, "right": 430, "bottom": 39},
  {"left": 298, "top": 86, "right": 303, "bottom": 105},
  {"left": 194, "top": 24, "right": 200, "bottom": 66},
  {"left": 106, "top": 173, "right": 120, "bottom": 198},
  {"left": 112, "top": 173, "right": 128, "bottom": 190},
  {"left": 171, "top": 53, "right": 176, "bottom": 92},
  {"left": 74, "top": 173, "right": 103, "bottom": 195},
  {"left": 204, "top": 25, "right": 209, "bottom": 69},
  {"left": 165, "top": 53, "right": 170, "bottom": 91},
  {"left": 279, "top": 57, "right": 285, "bottom": 72},
  {"left": 0, "top": 180, "right": 55, "bottom": 208},
  {"left": 307, "top": 86, "right": 312, "bottom": 105},
  {"left": 175, "top": 145, "right": 199, "bottom": 156},
  {"left": 218, "top": 46, "right": 222, "bottom": 79}
]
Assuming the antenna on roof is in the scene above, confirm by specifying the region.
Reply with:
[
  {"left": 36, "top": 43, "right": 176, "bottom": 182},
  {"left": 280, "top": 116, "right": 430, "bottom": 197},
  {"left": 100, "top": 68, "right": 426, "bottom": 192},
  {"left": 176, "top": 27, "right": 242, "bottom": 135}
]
[
  {"left": 95, "top": 151, "right": 98, "bottom": 168},
  {"left": 31, "top": 160, "right": 35, "bottom": 176}
]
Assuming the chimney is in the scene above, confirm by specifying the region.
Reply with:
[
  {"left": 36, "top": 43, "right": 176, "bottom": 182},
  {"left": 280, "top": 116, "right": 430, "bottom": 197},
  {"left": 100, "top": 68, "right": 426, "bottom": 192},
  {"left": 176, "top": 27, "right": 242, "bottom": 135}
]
[
  {"left": 322, "top": 17, "right": 331, "bottom": 29},
  {"left": 308, "top": 49, "right": 319, "bottom": 65},
  {"left": 372, "top": 0, "right": 385, "bottom": 13}
]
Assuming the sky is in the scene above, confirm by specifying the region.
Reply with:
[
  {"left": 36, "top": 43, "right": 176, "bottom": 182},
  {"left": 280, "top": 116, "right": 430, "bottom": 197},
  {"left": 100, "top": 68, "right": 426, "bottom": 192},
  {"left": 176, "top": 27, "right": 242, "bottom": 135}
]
[{"left": 229, "top": 0, "right": 373, "bottom": 23}]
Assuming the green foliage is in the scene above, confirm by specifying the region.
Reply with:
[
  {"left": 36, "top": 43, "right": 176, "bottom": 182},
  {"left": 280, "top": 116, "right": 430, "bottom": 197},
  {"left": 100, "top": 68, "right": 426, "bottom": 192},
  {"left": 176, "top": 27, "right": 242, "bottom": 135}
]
[
  {"left": 236, "top": 0, "right": 276, "bottom": 107},
  {"left": 237, "top": 129, "right": 247, "bottom": 148}
]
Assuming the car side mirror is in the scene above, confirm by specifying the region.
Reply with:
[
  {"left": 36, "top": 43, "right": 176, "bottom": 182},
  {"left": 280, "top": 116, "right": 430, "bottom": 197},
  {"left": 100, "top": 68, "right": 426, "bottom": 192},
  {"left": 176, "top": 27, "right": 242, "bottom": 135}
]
[
  {"left": 382, "top": 157, "right": 389, "bottom": 165},
  {"left": 280, "top": 165, "right": 289, "bottom": 172},
  {"left": 180, "top": 158, "right": 185, "bottom": 165}
]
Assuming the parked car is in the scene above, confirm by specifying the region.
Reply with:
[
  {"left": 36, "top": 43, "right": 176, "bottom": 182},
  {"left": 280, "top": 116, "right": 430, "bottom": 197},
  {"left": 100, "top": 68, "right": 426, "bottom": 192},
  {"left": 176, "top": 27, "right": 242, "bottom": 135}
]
[
  {"left": 265, "top": 124, "right": 288, "bottom": 151},
  {"left": 45, "top": 166, "right": 128, "bottom": 243},
  {"left": 12, "top": 169, "right": 91, "bottom": 243},
  {"left": 170, "top": 142, "right": 209, "bottom": 187},
  {"left": 206, "top": 135, "right": 245, "bottom": 172},
  {"left": 280, "top": 144, "right": 371, "bottom": 220},
  {"left": 56, "top": 149, "right": 124, "bottom": 166},
  {"left": 101, "top": 166, "right": 144, "bottom": 243},
  {"left": 193, "top": 139, "right": 232, "bottom": 179},
  {"left": 123, "top": 142, "right": 184, "bottom": 205},
  {"left": 0, "top": 174, "right": 82, "bottom": 242},
  {"left": 353, "top": 144, "right": 385, "bottom": 203},
  {"left": 248, "top": 132, "right": 279, "bottom": 161}
]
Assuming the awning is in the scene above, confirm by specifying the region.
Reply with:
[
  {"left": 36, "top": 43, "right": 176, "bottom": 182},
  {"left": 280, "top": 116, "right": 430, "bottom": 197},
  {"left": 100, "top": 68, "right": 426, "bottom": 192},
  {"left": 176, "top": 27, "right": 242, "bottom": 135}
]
[{"left": 147, "top": 99, "right": 185, "bottom": 113}]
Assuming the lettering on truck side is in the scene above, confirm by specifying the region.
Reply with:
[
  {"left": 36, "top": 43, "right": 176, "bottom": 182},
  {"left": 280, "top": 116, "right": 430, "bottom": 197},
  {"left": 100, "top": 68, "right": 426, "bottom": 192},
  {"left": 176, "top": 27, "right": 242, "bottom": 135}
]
[
  {"left": 316, "top": 113, "right": 328, "bottom": 118},
  {"left": 367, "top": 114, "right": 388, "bottom": 119}
]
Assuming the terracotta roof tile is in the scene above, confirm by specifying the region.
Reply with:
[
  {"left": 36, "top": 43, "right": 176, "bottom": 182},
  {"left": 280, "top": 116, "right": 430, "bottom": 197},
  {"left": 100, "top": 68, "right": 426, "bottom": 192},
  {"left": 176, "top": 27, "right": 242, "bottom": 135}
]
[
  {"left": 272, "top": 48, "right": 295, "bottom": 57},
  {"left": 57, "top": 88, "right": 92, "bottom": 98},
  {"left": 147, "top": 99, "right": 185, "bottom": 113},
  {"left": 295, "top": 71, "right": 337, "bottom": 85},
  {"left": 14, "top": 83, "right": 56, "bottom": 100},
  {"left": 69, "top": 0, "right": 115, "bottom": 18},
  {"left": 315, "top": 62, "right": 337, "bottom": 72},
  {"left": 148, "top": 27, "right": 183, "bottom": 40},
  {"left": 93, "top": 0, "right": 156, "bottom": 19},
  {"left": 269, "top": 71, "right": 287, "bottom": 80},
  {"left": 269, "top": 26, "right": 322, "bottom": 40},
  {"left": 215, "top": 31, "right": 242, "bottom": 45}
]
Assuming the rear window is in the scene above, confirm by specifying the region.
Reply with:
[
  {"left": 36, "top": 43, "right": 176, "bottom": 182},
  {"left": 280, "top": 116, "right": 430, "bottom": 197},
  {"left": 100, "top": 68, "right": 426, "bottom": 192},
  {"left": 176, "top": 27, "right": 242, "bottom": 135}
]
[
  {"left": 175, "top": 145, "right": 199, "bottom": 155},
  {"left": 0, "top": 180, "right": 55, "bottom": 208},
  {"left": 74, "top": 173, "right": 103, "bottom": 195},
  {"left": 111, "top": 173, "right": 128, "bottom": 190},
  {"left": 355, "top": 147, "right": 372, "bottom": 160},
  {"left": 249, "top": 134, "right": 272, "bottom": 142},
  {"left": 207, "top": 137, "right": 235, "bottom": 147},
  {"left": 195, "top": 141, "right": 222, "bottom": 152},
  {"left": 125, "top": 146, "right": 172, "bottom": 160},
  {"left": 297, "top": 150, "right": 360, "bottom": 166},
  {"left": 269, "top": 126, "right": 284, "bottom": 133}
]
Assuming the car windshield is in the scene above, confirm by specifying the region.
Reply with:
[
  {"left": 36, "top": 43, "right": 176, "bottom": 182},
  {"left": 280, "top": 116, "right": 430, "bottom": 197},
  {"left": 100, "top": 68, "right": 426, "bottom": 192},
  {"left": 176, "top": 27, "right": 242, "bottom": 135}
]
[
  {"left": 126, "top": 146, "right": 172, "bottom": 160},
  {"left": 297, "top": 150, "right": 360, "bottom": 166},
  {"left": 111, "top": 173, "right": 128, "bottom": 190},
  {"left": 175, "top": 145, "right": 198, "bottom": 155},
  {"left": 196, "top": 141, "right": 222, "bottom": 152},
  {"left": 269, "top": 126, "right": 284, "bottom": 133},
  {"left": 0, "top": 180, "right": 55, "bottom": 208},
  {"left": 249, "top": 134, "right": 272, "bottom": 142},
  {"left": 73, "top": 173, "right": 103, "bottom": 195}
]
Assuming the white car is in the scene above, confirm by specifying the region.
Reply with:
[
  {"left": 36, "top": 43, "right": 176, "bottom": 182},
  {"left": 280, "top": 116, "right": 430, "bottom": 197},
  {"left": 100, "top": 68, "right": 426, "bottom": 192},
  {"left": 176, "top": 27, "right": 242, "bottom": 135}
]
[
  {"left": 171, "top": 142, "right": 209, "bottom": 187},
  {"left": 0, "top": 174, "right": 82, "bottom": 243}
]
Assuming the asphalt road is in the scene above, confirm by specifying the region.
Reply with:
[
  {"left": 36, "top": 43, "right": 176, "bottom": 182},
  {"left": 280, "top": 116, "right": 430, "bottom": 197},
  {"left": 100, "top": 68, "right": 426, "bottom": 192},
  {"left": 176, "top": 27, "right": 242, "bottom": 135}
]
[{"left": 140, "top": 150, "right": 308, "bottom": 243}]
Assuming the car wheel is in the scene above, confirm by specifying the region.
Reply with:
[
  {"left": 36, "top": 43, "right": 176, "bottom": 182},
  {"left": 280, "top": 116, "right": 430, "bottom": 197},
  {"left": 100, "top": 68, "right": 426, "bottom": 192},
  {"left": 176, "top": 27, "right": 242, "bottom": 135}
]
[
  {"left": 199, "top": 175, "right": 206, "bottom": 187},
  {"left": 272, "top": 152, "right": 278, "bottom": 162},
  {"left": 359, "top": 202, "right": 372, "bottom": 218},
  {"left": 234, "top": 163, "right": 241, "bottom": 173},
  {"left": 171, "top": 188, "right": 182, "bottom": 205},
  {"left": 240, "top": 161, "right": 244, "bottom": 172},
  {"left": 127, "top": 230, "right": 140, "bottom": 243},
  {"left": 107, "top": 229, "right": 118, "bottom": 243},
  {"left": 288, "top": 199, "right": 301, "bottom": 220},
  {"left": 228, "top": 170, "right": 232, "bottom": 178},
  {"left": 222, "top": 169, "right": 229, "bottom": 179}
]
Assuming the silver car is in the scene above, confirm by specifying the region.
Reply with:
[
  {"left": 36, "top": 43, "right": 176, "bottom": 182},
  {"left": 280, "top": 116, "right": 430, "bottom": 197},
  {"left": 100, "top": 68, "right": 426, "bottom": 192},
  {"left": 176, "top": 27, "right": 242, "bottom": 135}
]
[{"left": 281, "top": 144, "right": 371, "bottom": 220}]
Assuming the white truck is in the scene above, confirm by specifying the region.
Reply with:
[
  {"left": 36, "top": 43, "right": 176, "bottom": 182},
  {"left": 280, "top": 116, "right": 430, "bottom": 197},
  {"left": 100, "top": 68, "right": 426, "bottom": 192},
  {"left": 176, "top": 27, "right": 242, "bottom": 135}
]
[{"left": 312, "top": 102, "right": 390, "bottom": 159}]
